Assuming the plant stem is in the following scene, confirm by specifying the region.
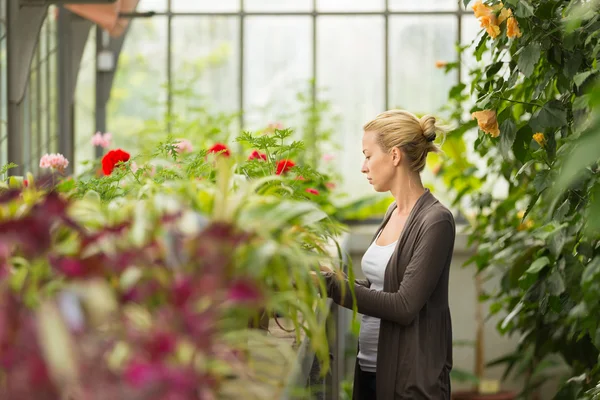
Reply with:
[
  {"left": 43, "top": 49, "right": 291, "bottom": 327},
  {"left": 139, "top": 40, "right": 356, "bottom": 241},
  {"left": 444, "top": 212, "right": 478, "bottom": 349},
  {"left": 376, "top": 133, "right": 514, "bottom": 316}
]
[{"left": 492, "top": 96, "right": 543, "bottom": 108}]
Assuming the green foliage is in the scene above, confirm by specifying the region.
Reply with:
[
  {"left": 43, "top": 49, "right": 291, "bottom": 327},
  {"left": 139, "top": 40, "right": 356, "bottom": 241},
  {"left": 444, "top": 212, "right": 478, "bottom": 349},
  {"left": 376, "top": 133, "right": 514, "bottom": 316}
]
[{"left": 443, "top": 0, "right": 600, "bottom": 397}]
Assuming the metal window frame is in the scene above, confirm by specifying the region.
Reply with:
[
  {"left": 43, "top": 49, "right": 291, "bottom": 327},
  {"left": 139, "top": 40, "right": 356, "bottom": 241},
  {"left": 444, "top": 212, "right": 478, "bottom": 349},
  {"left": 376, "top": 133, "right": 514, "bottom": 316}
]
[{"left": 159, "top": 0, "right": 470, "bottom": 133}]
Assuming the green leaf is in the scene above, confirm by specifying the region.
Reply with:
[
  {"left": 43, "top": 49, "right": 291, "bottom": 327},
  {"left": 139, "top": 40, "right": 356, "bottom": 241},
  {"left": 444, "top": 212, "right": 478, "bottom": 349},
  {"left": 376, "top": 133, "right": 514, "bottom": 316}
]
[
  {"left": 513, "top": 125, "right": 532, "bottom": 163},
  {"left": 573, "top": 70, "right": 596, "bottom": 88},
  {"left": 526, "top": 256, "right": 550, "bottom": 274},
  {"left": 564, "top": 52, "right": 583, "bottom": 79},
  {"left": 581, "top": 256, "right": 600, "bottom": 285},
  {"left": 501, "top": 302, "right": 524, "bottom": 330},
  {"left": 523, "top": 191, "right": 541, "bottom": 220},
  {"left": 531, "top": 101, "right": 568, "bottom": 131},
  {"left": 463, "top": 0, "right": 470, "bottom": 8},
  {"left": 548, "top": 228, "right": 567, "bottom": 258},
  {"left": 533, "top": 169, "right": 551, "bottom": 194},
  {"left": 573, "top": 95, "right": 590, "bottom": 111},
  {"left": 554, "top": 128, "right": 600, "bottom": 195},
  {"left": 499, "top": 118, "right": 517, "bottom": 159},
  {"left": 517, "top": 43, "right": 541, "bottom": 77},
  {"left": 515, "top": 0, "right": 535, "bottom": 17}
]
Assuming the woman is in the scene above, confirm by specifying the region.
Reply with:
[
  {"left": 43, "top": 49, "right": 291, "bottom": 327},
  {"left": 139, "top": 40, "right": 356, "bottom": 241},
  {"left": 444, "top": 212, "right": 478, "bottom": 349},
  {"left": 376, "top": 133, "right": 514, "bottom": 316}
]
[{"left": 321, "top": 110, "right": 455, "bottom": 399}]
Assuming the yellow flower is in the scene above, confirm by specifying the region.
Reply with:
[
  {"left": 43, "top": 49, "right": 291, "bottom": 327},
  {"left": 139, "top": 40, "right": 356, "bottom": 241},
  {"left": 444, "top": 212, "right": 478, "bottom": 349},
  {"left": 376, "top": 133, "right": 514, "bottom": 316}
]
[
  {"left": 435, "top": 60, "right": 448, "bottom": 68},
  {"left": 485, "top": 23, "right": 501, "bottom": 39},
  {"left": 517, "top": 219, "right": 534, "bottom": 231},
  {"left": 472, "top": 110, "right": 500, "bottom": 138},
  {"left": 517, "top": 210, "right": 525, "bottom": 220},
  {"left": 507, "top": 16, "right": 522, "bottom": 38},
  {"left": 533, "top": 132, "right": 546, "bottom": 147}
]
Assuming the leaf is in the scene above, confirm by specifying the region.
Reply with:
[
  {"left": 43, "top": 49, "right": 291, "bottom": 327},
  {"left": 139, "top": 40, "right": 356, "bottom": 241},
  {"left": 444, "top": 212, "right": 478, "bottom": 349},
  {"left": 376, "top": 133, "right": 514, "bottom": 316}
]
[
  {"left": 513, "top": 125, "right": 532, "bottom": 163},
  {"left": 499, "top": 118, "right": 517, "bottom": 159},
  {"left": 526, "top": 257, "right": 550, "bottom": 274},
  {"left": 531, "top": 101, "right": 568, "bottom": 131},
  {"left": 573, "top": 70, "right": 595, "bottom": 88},
  {"left": 554, "top": 128, "right": 600, "bottom": 195},
  {"left": 516, "top": 160, "right": 535, "bottom": 178},
  {"left": 546, "top": 270, "right": 565, "bottom": 296},
  {"left": 501, "top": 302, "right": 524, "bottom": 330},
  {"left": 581, "top": 256, "right": 600, "bottom": 285},
  {"left": 517, "top": 42, "right": 541, "bottom": 77},
  {"left": 548, "top": 227, "right": 567, "bottom": 258},
  {"left": 533, "top": 169, "right": 550, "bottom": 194},
  {"left": 515, "top": 0, "right": 535, "bottom": 17},
  {"left": 523, "top": 191, "right": 541, "bottom": 220},
  {"left": 564, "top": 52, "right": 583, "bottom": 79}
]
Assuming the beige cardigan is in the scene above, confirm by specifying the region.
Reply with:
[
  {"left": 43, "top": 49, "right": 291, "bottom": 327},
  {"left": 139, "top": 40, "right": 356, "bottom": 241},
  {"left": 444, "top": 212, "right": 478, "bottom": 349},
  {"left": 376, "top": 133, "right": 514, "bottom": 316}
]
[{"left": 325, "top": 189, "right": 455, "bottom": 399}]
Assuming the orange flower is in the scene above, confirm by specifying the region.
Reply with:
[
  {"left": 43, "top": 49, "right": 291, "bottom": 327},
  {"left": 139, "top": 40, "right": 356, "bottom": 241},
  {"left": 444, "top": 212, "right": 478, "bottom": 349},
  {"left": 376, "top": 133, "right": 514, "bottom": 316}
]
[
  {"left": 533, "top": 133, "right": 545, "bottom": 147},
  {"left": 472, "top": 0, "right": 491, "bottom": 18},
  {"left": 472, "top": 0, "right": 500, "bottom": 39},
  {"left": 472, "top": 110, "right": 500, "bottom": 138},
  {"left": 435, "top": 60, "right": 448, "bottom": 68},
  {"left": 506, "top": 16, "right": 522, "bottom": 38}
]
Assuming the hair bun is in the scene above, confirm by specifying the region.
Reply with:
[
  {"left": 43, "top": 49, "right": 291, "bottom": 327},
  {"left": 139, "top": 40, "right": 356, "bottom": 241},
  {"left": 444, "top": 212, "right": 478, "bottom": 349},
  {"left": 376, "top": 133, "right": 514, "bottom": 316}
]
[{"left": 420, "top": 115, "right": 437, "bottom": 142}]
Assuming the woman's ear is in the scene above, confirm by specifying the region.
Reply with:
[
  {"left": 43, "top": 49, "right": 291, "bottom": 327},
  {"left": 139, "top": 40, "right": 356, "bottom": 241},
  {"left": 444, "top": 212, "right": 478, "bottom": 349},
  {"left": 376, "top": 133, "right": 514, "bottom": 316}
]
[{"left": 391, "top": 147, "right": 402, "bottom": 167}]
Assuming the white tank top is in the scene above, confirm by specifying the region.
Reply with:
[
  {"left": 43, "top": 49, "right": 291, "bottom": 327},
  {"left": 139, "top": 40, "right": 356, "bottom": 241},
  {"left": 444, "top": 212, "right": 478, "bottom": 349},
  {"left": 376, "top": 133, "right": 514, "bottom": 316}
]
[{"left": 357, "top": 230, "right": 397, "bottom": 372}]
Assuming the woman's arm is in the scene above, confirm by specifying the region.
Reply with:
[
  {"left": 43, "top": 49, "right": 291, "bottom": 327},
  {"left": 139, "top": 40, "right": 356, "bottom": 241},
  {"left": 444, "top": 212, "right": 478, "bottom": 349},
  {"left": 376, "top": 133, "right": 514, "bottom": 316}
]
[{"left": 324, "top": 219, "right": 454, "bottom": 326}]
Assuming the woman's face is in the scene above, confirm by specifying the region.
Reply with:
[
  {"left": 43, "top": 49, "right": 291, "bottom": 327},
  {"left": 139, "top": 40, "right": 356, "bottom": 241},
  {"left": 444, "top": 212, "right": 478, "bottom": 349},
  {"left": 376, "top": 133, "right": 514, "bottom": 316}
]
[{"left": 361, "top": 131, "right": 397, "bottom": 192}]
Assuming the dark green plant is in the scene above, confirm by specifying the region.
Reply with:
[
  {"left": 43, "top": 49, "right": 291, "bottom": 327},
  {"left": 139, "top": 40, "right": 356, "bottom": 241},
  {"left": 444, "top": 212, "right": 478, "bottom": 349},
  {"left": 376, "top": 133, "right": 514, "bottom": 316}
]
[{"left": 441, "top": 0, "right": 600, "bottom": 397}]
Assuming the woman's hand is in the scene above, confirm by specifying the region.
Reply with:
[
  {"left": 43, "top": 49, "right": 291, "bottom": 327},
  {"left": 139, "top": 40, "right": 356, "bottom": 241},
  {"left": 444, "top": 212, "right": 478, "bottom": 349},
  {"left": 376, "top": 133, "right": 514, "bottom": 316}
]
[{"left": 310, "top": 265, "right": 333, "bottom": 286}]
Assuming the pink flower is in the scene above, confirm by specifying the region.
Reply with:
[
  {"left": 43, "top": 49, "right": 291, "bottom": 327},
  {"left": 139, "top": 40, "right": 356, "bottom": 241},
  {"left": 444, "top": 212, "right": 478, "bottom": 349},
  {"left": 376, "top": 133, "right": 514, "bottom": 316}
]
[
  {"left": 124, "top": 360, "right": 163, "bottom": 388},
  {"left": 322, "top": 154, "right": 335, "bottom": 162},
  {"left": 91, "top": 131, "right": 112, "bottom": 148},
  {"left": 325, "top": 182, "right": 336, "bottom": 190},
  {"left": 130, "top": 161, "right": 139, "bottom": 173},
  {"left": 265, "top": 122, "right": 284, "bottom": 133},
  {"left": 305, "top": 188, "right": 319, "bottom": 196},
  {"left": 248, "top": 150, "right": 267, "bottom": 161},
  {"left": 227, "top": 279, "right": 262, "bottom": 305},
  {"left": 39, "top": 153, "right": 69, "bottom": 173},
  {"left": 174, "top": 139, "right": 193, "bottom": 154}
]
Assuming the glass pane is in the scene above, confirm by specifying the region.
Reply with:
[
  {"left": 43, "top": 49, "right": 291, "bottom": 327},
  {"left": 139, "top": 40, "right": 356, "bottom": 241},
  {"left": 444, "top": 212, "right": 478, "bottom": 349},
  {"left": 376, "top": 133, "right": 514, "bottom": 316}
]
[
  {"left": 317, "top": 0, "right": 384, "bottom": 11},
  {"left": 137, "top": 0, "right": 166, "bottom": 12},
  {"left": 244, "top": 17, "right": 312, "bottom": 132},
  {"left": 388, "top": 16, "right": 458, "bottom": 117},
  {"left": 108, "top": 17, "right": 168, "bottom": 150},
  {"left": 171, "top": 0, "right": 239, "bottom": 12},
  {"left": 245, "top": 0, "right": 312, "bottom": 12},
  {"left": 74, "top": 29, "right": 96, "bottom": 174},
  {"left": 171, "top": 17, "right": 240, "bottom": 141},
  {"left": 389, "top": 0, "right": 456, "bottom": 11},
  {"left": 317, "top": 16, "right": 385, "bottom": 198}
]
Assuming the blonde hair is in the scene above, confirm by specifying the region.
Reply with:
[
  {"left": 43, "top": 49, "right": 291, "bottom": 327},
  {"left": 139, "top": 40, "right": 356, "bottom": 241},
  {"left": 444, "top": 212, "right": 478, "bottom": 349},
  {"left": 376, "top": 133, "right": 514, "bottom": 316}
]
[{"left": 363, "top": 109, "right": 444, "bottom": 173}]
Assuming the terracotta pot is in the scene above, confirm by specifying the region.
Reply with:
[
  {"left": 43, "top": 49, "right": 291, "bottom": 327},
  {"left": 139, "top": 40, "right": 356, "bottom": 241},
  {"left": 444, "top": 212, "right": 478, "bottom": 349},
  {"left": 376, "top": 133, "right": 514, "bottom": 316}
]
[{"left": 452, "top": 391, "right": 517, "bottom": 400}]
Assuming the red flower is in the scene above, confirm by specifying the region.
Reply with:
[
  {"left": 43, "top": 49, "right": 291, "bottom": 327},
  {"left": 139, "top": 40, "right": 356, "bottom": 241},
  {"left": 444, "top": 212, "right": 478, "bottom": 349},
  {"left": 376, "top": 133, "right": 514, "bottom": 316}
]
[
  {"left": 275, "top": 159, "right": 295, "bottom": 175},
  {"left": 101, "top": 149, "right": 131, "bottom": 175},
  {"left": 305, "top": 188, "right": 319, "bottom": 196},
  {"left": 248, "top": 150, "right": 267, "bottom": 161},
  {"left": 207, "top": 143, "right": 230, "bottom": 157},
  {"left": 23, "top": 180, "right": 28, "bottom": 187}
]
